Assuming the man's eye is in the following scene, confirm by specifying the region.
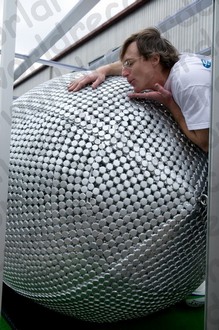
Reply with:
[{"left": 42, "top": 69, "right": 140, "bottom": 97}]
[{"left": 123, "top": 60, "right": 132, "bottom": 68}]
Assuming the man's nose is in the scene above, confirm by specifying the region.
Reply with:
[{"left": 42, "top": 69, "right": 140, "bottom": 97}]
[{"left": 121, "top": 67, "right": 129, "bottom": 77}]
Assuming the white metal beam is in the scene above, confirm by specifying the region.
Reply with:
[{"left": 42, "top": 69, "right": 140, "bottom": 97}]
[
  {"left": 0, "top": 50, "right": 87, "bottom": 72},
  {"left": 0, "top": 0, "right": 17, "bottom": 315},
  {"left": 157, "top": 0, "right": 212, "bottom": 32},
  {"left": 14, "top": 0, "right": 100, "bottom": 81},
  {"left": 205, "top": 0, "right": 219, "bottom": 329}
]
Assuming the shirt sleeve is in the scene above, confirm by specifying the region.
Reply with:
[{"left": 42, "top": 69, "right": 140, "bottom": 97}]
[{"left": 171, "top": 59, "right": 211, "bottom": 131}]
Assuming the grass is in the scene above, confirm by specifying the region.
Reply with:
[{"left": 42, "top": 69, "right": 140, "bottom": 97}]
[{"left": 0, "top": 316, "right": 11, "bottom": 330}]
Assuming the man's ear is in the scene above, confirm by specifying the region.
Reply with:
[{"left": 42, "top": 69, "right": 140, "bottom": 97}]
[{"left": 151, "top": 53, "right": 160, "bottom": 67}]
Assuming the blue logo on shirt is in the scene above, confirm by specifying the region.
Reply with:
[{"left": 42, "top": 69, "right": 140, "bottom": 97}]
[{"left": 201, "top": 59, "right": 211, "bottom": 68}]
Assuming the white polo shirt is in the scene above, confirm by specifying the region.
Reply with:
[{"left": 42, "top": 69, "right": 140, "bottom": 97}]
[{"left": 164, "top": 53, "right": 211, "bottom": 130}]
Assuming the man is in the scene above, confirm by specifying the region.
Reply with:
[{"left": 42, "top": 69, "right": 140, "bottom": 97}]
[{"left": 68, "top": 27, "right": 210, "bottom": 152}]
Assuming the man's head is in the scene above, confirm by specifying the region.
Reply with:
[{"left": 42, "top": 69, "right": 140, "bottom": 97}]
[
  {"left": 120, "top": 27, "right": 179, "bottom": 92},
  {"left": 120, "top": 27, "right": 179, "bottom": 69}
]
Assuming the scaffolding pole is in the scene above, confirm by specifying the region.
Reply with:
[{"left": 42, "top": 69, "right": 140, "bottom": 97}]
[
  {"left": 205, "top": 0, "right": 219, "bottom": 329},
  {"left": 0, "top": 0, "right": 17, "bottom": 314}
]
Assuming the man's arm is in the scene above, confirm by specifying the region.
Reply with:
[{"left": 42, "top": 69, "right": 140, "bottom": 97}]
[
  {"left": 68, "top": 61, "right": 122, "bottom": 92},
  {"left": 165, "top": 99, "right": 209, "bottom": 152}
]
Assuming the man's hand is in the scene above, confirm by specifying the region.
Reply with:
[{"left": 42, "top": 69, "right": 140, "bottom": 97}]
[
  {"left": 128, "top": 83, "right": 173, "bottom": 108},
  {"left": 68, "top": 70, "right": 106, "bottom": 92},
  {"left": 68, "top": 62, "right": 122, "bottom": 92}
]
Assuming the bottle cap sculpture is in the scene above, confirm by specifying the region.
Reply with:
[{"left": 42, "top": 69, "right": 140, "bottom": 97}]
[{"left": 4, "top": 73, "right": 208, "bottom": 323}]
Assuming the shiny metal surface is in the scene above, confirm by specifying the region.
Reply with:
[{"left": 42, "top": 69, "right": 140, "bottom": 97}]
[{"left": 4, "top": 73, "right": 208, "bottom": 323}]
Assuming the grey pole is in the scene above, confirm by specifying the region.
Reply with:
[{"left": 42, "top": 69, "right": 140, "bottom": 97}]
[
  {"left": 0, "top": 0, "right": 17, "bottom": 314},
  {"left": 14, "top": 0, "right": 100, "bottom": 81},
  {"left": 205, "top": 0, "right": 219, "bottom": 329}
]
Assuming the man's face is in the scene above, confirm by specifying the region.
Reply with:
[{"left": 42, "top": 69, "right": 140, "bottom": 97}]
[{"left": 121, "top": 41, "right": 157, "bottom": 93}]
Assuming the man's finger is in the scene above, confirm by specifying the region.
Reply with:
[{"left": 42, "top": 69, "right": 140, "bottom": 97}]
[{"left": 128, "top": 92, "right": 147, "bottom": 98}]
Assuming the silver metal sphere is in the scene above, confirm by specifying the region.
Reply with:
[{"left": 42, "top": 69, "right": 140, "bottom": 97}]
[{"left": 4, "top": 73, "right": 208, "bottom": 323}]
